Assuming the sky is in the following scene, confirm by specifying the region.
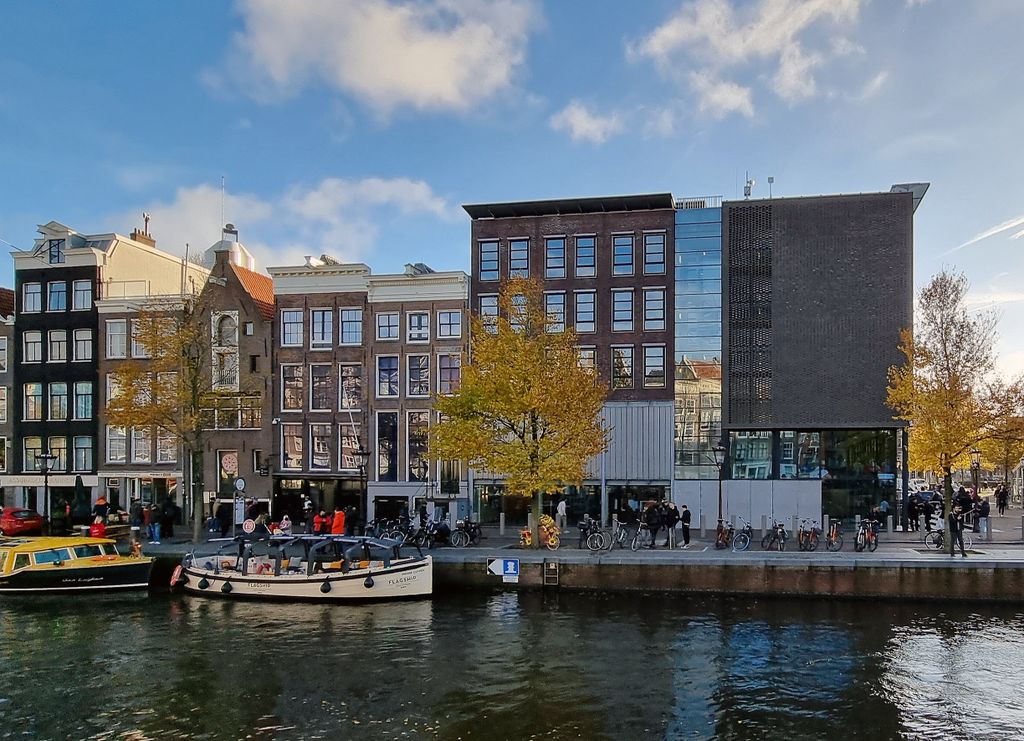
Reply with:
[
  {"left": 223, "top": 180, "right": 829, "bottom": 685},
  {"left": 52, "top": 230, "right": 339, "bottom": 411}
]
[{"left": 1, "top": 0, "right": 1023, "bottom": 372}]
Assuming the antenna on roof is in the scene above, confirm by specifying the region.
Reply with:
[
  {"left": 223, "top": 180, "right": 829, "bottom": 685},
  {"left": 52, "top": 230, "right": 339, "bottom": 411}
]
[
  {"left": 220, "top": 175, "right": 226, "bottom": 234},
  {"left": 743, "top": 172, "right": 756, "bottom": 199},
  {"left": 142, "top": 212, "right": 151, "bottom": 236},
  {"left": 767, "top": 176, "right": 774, "bottom": 199}
]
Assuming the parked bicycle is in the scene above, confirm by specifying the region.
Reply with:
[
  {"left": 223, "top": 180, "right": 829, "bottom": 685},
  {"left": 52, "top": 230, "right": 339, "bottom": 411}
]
[
  {"left": 449, "top": 517, "right": 483, "bottom": 548},
  {"left": 714, "top": 519, "right": 734, "bottom": 550},
  {"left": 732, "top": 517, "right": 754, "bottom": 552},
  {"left": 609, "top": 520, "right": 632, "bottom": 550},
  {"left": 825, "top": 519, "right": 844, "bottom": 552},
  {"left": 854, "top": 518, "right": 879, "bottom": 552},
  {"left": 520, "top": 514, "right": 560, "bottom": 550},
  {"left": 924, "top": 528, "right": 973, "bottom": 551},
  {"left": 797, "top": 520, "right": 821, "bottom": 552},
  {"left": 630, "top": 522, "right": 653, "bottom": 551},
  {"left": 761, "top": 521, "right": 787, "bottom": 551},
  {"left": 578, "top": 519, "right": 607, "bottom": 551}
]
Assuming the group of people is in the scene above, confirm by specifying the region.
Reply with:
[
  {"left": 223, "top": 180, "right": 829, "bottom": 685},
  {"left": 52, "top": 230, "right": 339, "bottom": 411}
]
[
  {"left": 311, "top": 507, "right": 358, "bottom": 536},
  {"left": 907, "top": 485, "right": 1005, "bottom": 538},
  {"left": 620, "top": 500, "right": 692, "bottom": 549},
  {"left": 128, "top": 498, "right": 180, "bottom": 545}
]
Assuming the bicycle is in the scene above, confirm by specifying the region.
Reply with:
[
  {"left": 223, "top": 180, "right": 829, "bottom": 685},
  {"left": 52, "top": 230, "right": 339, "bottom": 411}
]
[
  {"left": 714, "top": 519, "right": 734, "bottom": 550},
  {"left": 853, "top": 518, "right": 879, "bottom": 552},
  {"left": 797, "top": 520, "right": 820, "bottom": 552},
  {"left": 449, "top": 518, "right": 483, "bottom": 548},
  {"left": 732, "top": 517, "right": 754, "bottom": 552},
  {"left": 630, "top": 522, "right": 653, "bottom": 551},
  {"left": 825, "top": 519, "right": 844, "bottom": 552},
  {"left": 761, "top": 521, "right": 787, "bottom": 551},
  {"left": 578, "top": 519, "right": 607, "bottom": 551},
  {"left": 520, "top": 515, "right": 561, "bottom": 550},
  {"left": 924, "top": 528, "right": 973, "bottom": 551},
  {"left": 609, "top": 520, "right": 632, "bottom": 550}
]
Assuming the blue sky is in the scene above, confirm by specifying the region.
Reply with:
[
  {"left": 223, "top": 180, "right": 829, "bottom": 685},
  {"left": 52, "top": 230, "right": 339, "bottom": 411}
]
[{"left": 2, "top": 0, "right": 1023, "bottom": 369}]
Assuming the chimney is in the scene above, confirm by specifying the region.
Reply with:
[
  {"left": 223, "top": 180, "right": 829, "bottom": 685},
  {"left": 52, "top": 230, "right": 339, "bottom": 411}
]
[{"left": 130, "top": 228, "right": 156, "bottom": 248}]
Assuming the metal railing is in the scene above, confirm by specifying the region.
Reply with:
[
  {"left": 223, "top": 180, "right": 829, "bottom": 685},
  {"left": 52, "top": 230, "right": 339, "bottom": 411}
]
[{"left": 675, "top": 195, "right": 723, "bottom": 209}]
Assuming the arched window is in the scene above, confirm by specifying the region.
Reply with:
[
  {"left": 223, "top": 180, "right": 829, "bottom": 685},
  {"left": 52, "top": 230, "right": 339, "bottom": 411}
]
[{"left": 216, "top": 315, "right": 237, "bottom": 346}]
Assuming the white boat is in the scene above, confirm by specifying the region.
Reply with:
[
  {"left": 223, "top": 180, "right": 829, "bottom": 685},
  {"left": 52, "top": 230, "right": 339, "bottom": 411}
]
[{"left": 174, "top": 534, "right": 432, "bottom": 602}]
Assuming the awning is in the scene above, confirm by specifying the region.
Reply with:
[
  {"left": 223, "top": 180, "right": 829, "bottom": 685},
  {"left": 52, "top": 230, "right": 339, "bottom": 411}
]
[{"left": 0, "top": 475, "right": 100, "bottom": 487}]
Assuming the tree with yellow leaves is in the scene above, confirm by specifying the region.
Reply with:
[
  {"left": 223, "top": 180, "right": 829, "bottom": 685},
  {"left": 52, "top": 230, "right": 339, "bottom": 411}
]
[
  {"left": 431, "top": 276, "right": 608, "bottom": 547},
  {"left": 888, "top": 271, "right": 1024, "bottom": 552}
]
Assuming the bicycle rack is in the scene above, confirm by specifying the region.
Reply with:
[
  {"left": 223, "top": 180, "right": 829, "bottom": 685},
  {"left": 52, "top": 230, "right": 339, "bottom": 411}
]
[{"left": 543, "top": 560, "right": 559, "bottom": 587}]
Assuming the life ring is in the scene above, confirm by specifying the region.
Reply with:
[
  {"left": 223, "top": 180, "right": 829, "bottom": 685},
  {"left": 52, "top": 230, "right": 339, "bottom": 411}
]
[
  {"left": 220, "top": 560, "right": 235, "bottom": 570},
  {"left": 91, "top": 555, "right": 119, "bottom": 562},
  {"left": 170, "top": 564, "right": 183, "bottom": 586},
  {"left": 255, "top": 562, "right": 272, "bottom": 575}
]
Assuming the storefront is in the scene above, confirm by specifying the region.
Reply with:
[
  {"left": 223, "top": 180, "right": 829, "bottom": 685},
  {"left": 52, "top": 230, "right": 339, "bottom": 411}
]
[
  {"left": 474, "top": 483, "right": 603, "bottom": 526},
  {"left": 273, "top": 476, "right": 364, "bottom": 524}
]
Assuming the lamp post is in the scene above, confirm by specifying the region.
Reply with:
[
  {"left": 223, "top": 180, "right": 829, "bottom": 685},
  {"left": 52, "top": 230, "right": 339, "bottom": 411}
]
[
  {"left": 970, "top": 447, "right": 982, "bottom": 495},
  {"left": 36, "top": 451, "right": 57, "bottom": 535},
  {"left": 711, "top": 442, "right": 727, "bottom": 525},
  {"left": 355, "top": 446, "right": 370, "bottom": 531}
]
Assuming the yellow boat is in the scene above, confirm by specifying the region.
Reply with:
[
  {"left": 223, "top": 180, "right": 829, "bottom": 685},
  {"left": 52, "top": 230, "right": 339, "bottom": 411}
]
[{"left": 0, "top": 536, "right": 154, "bottom": 594}]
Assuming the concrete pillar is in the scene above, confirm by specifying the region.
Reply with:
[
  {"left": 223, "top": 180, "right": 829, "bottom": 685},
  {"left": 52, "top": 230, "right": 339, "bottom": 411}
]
[
  {"left": 499, "top": 512, "right": 506, "bottom": 536},
  {"left": 760, "top": 514, "right": 768, "bottom": 536},
  {"left": 791, "top": 515, "right": 798, "bottom": 537}
]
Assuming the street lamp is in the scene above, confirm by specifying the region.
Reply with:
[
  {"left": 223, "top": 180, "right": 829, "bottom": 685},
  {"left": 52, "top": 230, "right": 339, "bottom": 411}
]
[
  {"left": 36, "top": 451, "right": 57, "bottom": 535},
  {"left": 711, "top": 442, "right": 727, "bottom": 524},
  {"left": 970, "top": 447, "right": 982, "bottom": 494}
]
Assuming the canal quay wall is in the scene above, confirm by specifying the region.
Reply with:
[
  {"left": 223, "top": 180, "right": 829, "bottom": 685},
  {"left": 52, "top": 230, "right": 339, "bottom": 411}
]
[{"left": 150, "top": 544, "right": 1024, "bottom": 603}]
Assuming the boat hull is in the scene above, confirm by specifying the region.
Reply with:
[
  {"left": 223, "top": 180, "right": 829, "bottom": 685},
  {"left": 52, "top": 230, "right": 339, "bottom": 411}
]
[
  {"left": 180, "top": 556, "right": 432, "bottom": 602},
  {"left": 0, "top": 559, "right": 154, "bottom": 594}
]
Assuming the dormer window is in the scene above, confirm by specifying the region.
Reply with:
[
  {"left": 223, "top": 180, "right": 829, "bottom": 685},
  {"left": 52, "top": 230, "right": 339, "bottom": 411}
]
[{"left": 48, "top": 239, "right": 65, "bottom": 264}]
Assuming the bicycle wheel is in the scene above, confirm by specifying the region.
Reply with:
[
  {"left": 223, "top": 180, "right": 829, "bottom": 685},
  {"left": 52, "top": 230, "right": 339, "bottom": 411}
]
[
  {"left": 868, "top": 534, "right": 878, "bottom": 552},
  {"left": 826, "top": 534, "right": 843, "bottom": 552},
  {"left": 761, "top": 533, "right": 772, "bottom": 550},
  {"left": 450, "top": 530, "right": 469, "bottom": 548},
  {"left": 924, "top": 531, "right": 942, "bottom": 550},
  {"left": 733, "top": 532, "right": 751, "bottom": 552},
  {"left": 854, "top": 531, "right": 865, "bottom": 552},
  {"left": 586, "top": 532, "right": 603, "bottom": 551},
  {"left": 964, "top": 534, "right": 973, "bottom": 550},
  {"left": 778, "top": 537, "right": 786, "bottom": 552},
  {"left": 807, "top": 533, "right": 819, "bottom": 552},
  {"left": 546, "top": 534, "right": 560, "bottom": 551}
]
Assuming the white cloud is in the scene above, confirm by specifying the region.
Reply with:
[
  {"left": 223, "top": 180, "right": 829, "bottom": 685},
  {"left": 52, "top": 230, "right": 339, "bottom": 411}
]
[
  {"left": 640, "top": 106, "right": 677, "bottom": 138},
  {"left": 857, "top": 70, "right": 889, "bottom": 100},
  {"left": 106, "top": 177, "right": 454, "bottom": 270},
  {"left": 629, "top": 0, "right": 862, "bottom": 115},
  {"left": 549, "top": 101, "right": 624, "bottom": 144},
  {"left": 947, "top": 214, "right": 1024, "bottom": 254},
  {"left": 208, "top": 0, "right": 538, "bottom": 115}
]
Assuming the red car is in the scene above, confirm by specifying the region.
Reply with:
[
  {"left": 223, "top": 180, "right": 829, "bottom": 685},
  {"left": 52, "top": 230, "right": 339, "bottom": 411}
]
[{"left": 0, "top": 508, "right": 45, "bottom": 536}]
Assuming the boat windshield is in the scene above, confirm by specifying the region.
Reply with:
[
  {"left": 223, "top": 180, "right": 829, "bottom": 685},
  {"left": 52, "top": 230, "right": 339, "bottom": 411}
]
[
  {"left": 72, "top": 544, "right": 103, "bottom": 558},
  {"left": 33, "top": 549, "right": 71, "bottom": 565},
  {"left": 100, "top": 544, "right": 119, "bottom": 556}
]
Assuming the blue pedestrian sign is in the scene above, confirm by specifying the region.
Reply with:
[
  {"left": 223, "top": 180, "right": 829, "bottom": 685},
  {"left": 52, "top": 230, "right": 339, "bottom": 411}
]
[
  {"left": 503, "top": 559, "right": 519, "bottom": 576},
  {"left": 486, "top": 557, "right": 520, "bottom": 583}
]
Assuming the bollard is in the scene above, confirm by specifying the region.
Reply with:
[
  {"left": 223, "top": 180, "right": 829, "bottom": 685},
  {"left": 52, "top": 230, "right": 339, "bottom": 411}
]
[
  {"left": 760, "top": 514, "right": 768, "bottom": 536},
  {"left": 887, "top": 515, "right": 893, "bottom": 534},
  {"left": 855, "top": 514, "right": 861, "bottom": 530},
  {"left": 823, "top": 514, "right": 830, "bottom": 537},
  {"left": 527, "top": 513, "right": 534, "bottom": 536},
  {"left": 499, "top": 512, "right": 506, "bottom": 537},
  {"left": 986, "top": 517, "right": 992, "bottom": 542},
  {"left": 699, "top": 513, "right": 706, "bottom": 538},
  {"left": 612, "top": 513, "right": 619, "bottom": 532},
  {"left": 792, "top": 515, "right": 798, "bottom": 538}
]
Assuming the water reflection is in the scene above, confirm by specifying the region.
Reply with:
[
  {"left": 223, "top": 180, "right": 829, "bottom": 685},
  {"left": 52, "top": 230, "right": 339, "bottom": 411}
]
[{"left": 0, "top": 593, "right": 1021, "bottom": 739}]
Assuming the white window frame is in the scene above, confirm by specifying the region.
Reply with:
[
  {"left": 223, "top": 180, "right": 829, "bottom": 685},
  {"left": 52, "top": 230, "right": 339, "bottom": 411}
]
[
  {"left": 280, "top": 363, "right": 304, "bottom": 412},
  {"left": 48, "top": 329, "right": 67, "bottom": 363},
  {"left": 23, "top": 382, "right": 42, "bottom": 421},
  {"left": 309, "top": 423, "right": 333, "bottom": 472},
  {"left": 73, "top": 328, "right": 92, "bottom": 362},
  {"left": 339, "top": 363, "right": 362, "bottom": 411},
  {"left": 376, "top": 312, "right": 400, "bottom": 341},
  {"left": 281, "top": 423, "right": 303, "bottom": 470},
  {"left": 309, "top": 308, "right": 333, "bottom": 350},
  {"left": 437, "top": 310, "right": 462, "bottom": 339},
  {"left": 280, "top": 309, "right": 303, "bottom": 347},
  {"left": 642, "top": 344, "right": 667, "bottom": 388},
  {"left": 407, "top": 354, "right": 430, "bottom": 397},
  {"left": 0, "top": 387, "right": 6, "bottom": 424},
  {"left": 339, "top": 308, "right": 363, "bottom": 346},
  {"left": 479, "top": 295, "right": 498, "bottom": 334},
  {"left": 106, "top": 426, "right": 127, "bottom": 464},
  {"left": 131, "top": 427, "right": 152, "bottom": 464},
  {"left": 106, "top": 319, "right": 127, "bottom": 359},
  {"left": 407, "top": 312, "right": 430, "bottom": 343},
  {"left": 47, "top": 281, "right": 67, "bottom": 312},
  {"left": 309, "top": 363, "right": 332, "bottom": 411},
  {"left": 22, "top": 331, "right": 42, "bottom": 363},
  {"left": 406, "top": 410, "right": 431, "bottom": 483},
  {"left": 437, "top": 353, "right": 461, "bottom": 395},
  {"left": 338, "top": 425, "right": 361, "bottom": 472},
  {"left": 73, "top": 382, "right": 92, "bottom": 421},
  {"left": 0, "top": 336, "right": 7, "bottom": 372},
  {"left": 48, "top": 382, "right": 68, "bottom": 421},
  {"left": 22, "top": 282, "right": 41, "bottom": 313},
  {"left": 376, "top": 355, "right": 400, "bottom": 398},
  {"left": 73, "top": 436, "right": 93, "bottom": 472},
  {"left": 72, "top": 280, "right": 92, "bottom": 311}
]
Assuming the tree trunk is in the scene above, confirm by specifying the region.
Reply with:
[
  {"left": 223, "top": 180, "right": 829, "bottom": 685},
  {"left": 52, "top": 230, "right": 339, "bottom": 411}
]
[
  {"left": 190, "top": 448, "right": 202, "bottom": 543},
  {"left": 944, "top": 468, "right": 954, "bottom": 556},
  {"left": 531, "top": 490, "right": 543, "bottom": 549}
]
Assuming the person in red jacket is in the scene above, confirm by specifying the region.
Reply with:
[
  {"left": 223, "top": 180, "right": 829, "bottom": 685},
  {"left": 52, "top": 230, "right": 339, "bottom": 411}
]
[
  {"left": 313, "top": 511, "right": 328, "bottom": 535},
  {"left": 331, "top": 508, "right": 346, "bottom": 535}
]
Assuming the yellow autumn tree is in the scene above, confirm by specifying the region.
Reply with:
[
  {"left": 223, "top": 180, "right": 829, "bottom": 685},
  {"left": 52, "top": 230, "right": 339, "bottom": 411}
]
[
  {"left": 431, "top": 276, "right": 608, "bottom": 546},
  {"left": 888, "top": 271, "right": 1024, "bottom": 551}
]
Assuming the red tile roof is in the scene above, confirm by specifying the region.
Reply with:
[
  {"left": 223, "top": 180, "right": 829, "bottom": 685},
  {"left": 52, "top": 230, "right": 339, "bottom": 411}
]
[
  {"left": 0, "top": 288, "right": 14, "bottom": 318},
  {"left": 229, "top": 264, "right": 275, "bottom": 320}
]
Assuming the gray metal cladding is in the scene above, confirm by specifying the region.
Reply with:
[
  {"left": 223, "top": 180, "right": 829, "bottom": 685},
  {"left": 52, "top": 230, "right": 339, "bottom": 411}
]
[{"left": 599, "top": 401, "right": 674, "bottom": 481}]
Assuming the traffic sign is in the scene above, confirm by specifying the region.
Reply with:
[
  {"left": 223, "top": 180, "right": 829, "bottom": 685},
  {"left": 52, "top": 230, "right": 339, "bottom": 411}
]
[
  {"left": 242, "top": 518, "right": 256, "bottom": 534},
  {"left": 486, "top": 558, "right": 519, "bottom": 583},
  {"left": 234, "top": 477, "right": 246, "bottom": 492}
]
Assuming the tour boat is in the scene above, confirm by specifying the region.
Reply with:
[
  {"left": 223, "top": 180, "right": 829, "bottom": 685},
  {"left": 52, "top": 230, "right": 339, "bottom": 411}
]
[
  {"left": 0, "top": 536, "right": 155, "bottom": 593},
  {"left": 174, "top": 534, "right": 433, "bottom": 602}
]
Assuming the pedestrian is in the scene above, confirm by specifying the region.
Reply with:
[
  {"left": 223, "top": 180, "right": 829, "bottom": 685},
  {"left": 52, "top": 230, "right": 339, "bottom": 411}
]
[
  {"left": 331, "top": 508, "right": 346, "bottom": 535},
  {"left": 148, "top": 505, "right": 162, "bottom": 544},
  {"left": 345, "top": 506, "right": 357, "bottom": 536},
  {"left": 313, "top": 510, "right": 329, "bottom": 535},
  {"left": 923, "top": 498, "right": 934, "bottom": 533},
  {"left": 663, "top": 502, "right": 680, "bottom": 547},
  {"left": 948, "top": 504, "right": 967, "bottom": 558},
  {"left": 303, "top": 496, "right": 315, "bottom": 533},
  {"left": 556, "top": 498, "right": 567, "bottom": 531},
  {"left": 643, "top": 501, "right": 662, "bottom": 549},
  {"left": 215, "top": 500, "right": 232, "bottom": 538},
  {"left": 129, "top": 498, "right": 145, "bottom": 543},
  {"left": 907, "top": 493, "right": 919, "bottom": 533},
  {"left": 278, "top": 514, "right": 293, "bottom": 536},
  {"left": 92, "top": 496, "right": 110, "bottom": 524},
  {"left": 979, "top": 497, "right": 991, "bottom": 537},
  {"left": 996, "top": 485, "right": 1009, "bottom": 516},
  {"left": 680, "top": 504, "right": 692, "bottom": 549}
]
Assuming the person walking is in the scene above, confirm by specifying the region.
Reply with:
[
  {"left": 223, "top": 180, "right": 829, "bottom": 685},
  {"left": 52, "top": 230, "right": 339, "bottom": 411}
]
[
  {"left": 907, "top": 493, "right": 919, "bottom": 533},
  {"left": 996, "top": 485, "right": 1009, "bottom": 516},
  {"left": 556, "top": 498, "right": 567, "bottom": 532},
  {"left": 129, "top": 498, "right": 145, "bottom": 543},
  {"left": 979, "top": 497, "right": 991, "bottom": 538},
  {"left": 948, "top": 504, "right": 968, "bottom": 558},
  {"left": 680, "top": 504, "right": 692, "bottom": 549},
  {"left": 923, "top": 497, "right": 934, "bottom": 533},
  {"left": 643, "top": 502, "right": 662, "bottom": 549},
  {"left": 215, "top": 500, "right": 232, "bottom": 538},
  {"left": 147, "top": 504, "right": 162, "bottom": 545},
  {"left": 663, "top": 502, "right": 680, "bottom": 547},
  {"left": 331, "top": 508, "right": 346, "bottom": 535}
]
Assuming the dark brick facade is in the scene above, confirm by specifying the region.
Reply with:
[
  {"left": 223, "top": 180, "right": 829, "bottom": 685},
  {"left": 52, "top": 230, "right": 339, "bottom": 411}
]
[{"left": 722, "top": 192, "right": 914, "bottom": 429}]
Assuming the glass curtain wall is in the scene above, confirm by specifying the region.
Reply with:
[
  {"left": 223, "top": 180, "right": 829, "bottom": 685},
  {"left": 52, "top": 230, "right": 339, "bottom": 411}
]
[{"left": 674, "top": 201, "right": 723, "bottom": 479}]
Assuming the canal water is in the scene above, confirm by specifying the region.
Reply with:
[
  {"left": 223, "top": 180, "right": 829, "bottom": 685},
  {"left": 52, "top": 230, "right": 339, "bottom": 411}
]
[{"left": 1, "top": 591, "right": 1022, "bottom": 740}]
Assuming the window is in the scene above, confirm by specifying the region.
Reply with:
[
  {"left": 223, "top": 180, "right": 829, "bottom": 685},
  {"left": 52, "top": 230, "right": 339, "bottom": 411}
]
[
  {"left": 152, "top": 433, "right": 175, "bottom": 465},
  {"left": 130, "top": 320, "right": 150, "bottom": 358},
  {"left": 23, "top": 331, "right": 41, "bottom": 363},
  {"left": 106, "top": 320, "right": 127, "bottom": 358},
  {"left": 215, "top": 314, "right": 238, "bottom": 346},
  {"left": 47, "top": 281, "right": 67, "bottom": 311},
  {"left": 643, "top": 346, "right": 666, "bottom": 387},
  {"left": 281, "top": 310, "right": 303, "bottom": 346},
  {"left": 282, "top": 365, "right": 303, "bottom": 410},
  {"left": 438, "top": 354, "right": 461, "bottom": 394},
  {"left": 438, "top": 310, "right": 462, "bottom": 338},
  {"left": 340, "top": 364, "right": 362, "bottom": 410},
  {"left": 74, "top": 437, "right": 93, "bottom": 471},
  {"left": 0, "top": 387, "right": 6, "bottom": 423},
  {"left": 644, "top": 233, "right": 666, "bottom": 274},
  {"left": 48, "top": 330, "right": 67, "bottom": 362},
  {"left": 74, "top": 382, "right": 92, "bottom": 420},
  {"left": 376, "top": 313, "right": 399, "bottom": 340},
  {"left": 544, "top": 293, "right": 565, "bottom": 333},
  {"left": 339, "top": 427, "right": 361, "bottom": 471},
  {"left": 510, "top": 294, "right": 527, "bottom": 333},
  {"left": 310, "top": 424, "right": 332, "bottom": 471},
  {"left": 131, "top": 428, "right": 152, "bottom": 464},
  {"left": 408, "top": 312, "right": 429, "bottom": 342},
  {"left": 244, "top": 322, "right": 254, "bottom": 336},
  {"left": 612, "top": 347, "right": 634, "bottom": 389},
  {"left": 479, "top": 240, "right": 499, "bottom": 281},
  {"left": 575, "top": 291, "right": 596, "bottom": 333},
  {"left": 480, "top": 296, "right": 498, "bottom": 334},
  {"left": 408, "top": 355, "right": 430, "bottom": 396},
  {"left": 310, "top": 364, "right": 331, "bottom": 410},
  {"left": 23, "top": 437, "right": 42, "bottom": 471},
  {"left": 106, "top": 374, "right": 122, "bottom": 405},
  {"left": 545, "top": 238, "right": 566, "bottom": 279},
  {"left": 643, "top": 288, "right": 666, "bottom": 331},
  {"left": 340, "top": 309, "right": 362, "bottom": 345},
  {"left": 49, "top": 437, "right": 67, "bottom": 471},
  {"left": 612, "top": 290, "right": 634, "bottom": 331},
  {"left": 23, "top": 383, "right": 42, "bottom": 421},
  {"left": 0, "top": 337, "right": 7, "bottom": 372},
  {"left": 575, "top": 236, "right": 596, "bottom": 277},
  {"left": 577, "top": 347, "right": 596, "bottom": 370},
  {"left": 282, "top": 423, "right": 302, "bottom": 469},
  {"left": 106, "top": 427, "right": 127, "bottom": 463},
  {"left": 509, "top": 239, "right": 529, "bottom": 278},
  {"left": 49, "top": 382, "right": 68, "bottom": 420},
  {"left": 72, "top": 280, "right": 92, "bottom": 310},
  {"left": 73, "top": 329, "right": 92, "bottom": 361},
  {"left": 48, "top": 238, "right": 65, "bottom": 264},
  {"left": 408, "top": 411, "right": 430, "bottom": 482},
  {"left": 213, "top": 351, "right": 238, "bottom": 390},
  {"left": 377, "top": 356, "right": 399, "bottom": 397},
  {"left": 377, "top": 412, "right": 398, "bottom": 481},
  {"left": 22, "top": 283, "right": 41, "bottom": 313},
  {"left": 613, "top": 235, "right": 634, "bottom": 276},
  {"left": 310, "top": 309, "right": 332, "bottom": 349}
]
